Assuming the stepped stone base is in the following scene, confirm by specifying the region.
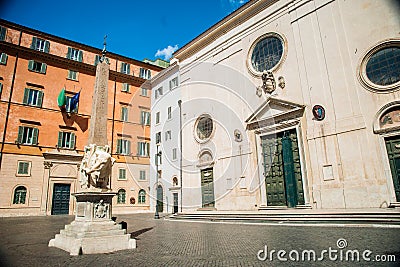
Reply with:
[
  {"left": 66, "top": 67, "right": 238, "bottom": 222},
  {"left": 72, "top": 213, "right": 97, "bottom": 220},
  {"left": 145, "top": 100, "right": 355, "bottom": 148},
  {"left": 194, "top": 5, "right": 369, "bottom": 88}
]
[{"left": 49, "top": 192, "right": 136, "bottom": 255}]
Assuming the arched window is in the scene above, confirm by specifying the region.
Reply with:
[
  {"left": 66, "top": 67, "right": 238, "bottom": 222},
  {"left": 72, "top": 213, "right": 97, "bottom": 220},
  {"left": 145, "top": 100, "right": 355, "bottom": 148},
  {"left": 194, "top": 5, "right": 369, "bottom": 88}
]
[
  {"left": 138, "top": 189, "right": 146, "bottom": 204},
  {"left": 117, "top": 189, "right": 126, "bottom": 204},
  {"left": 13, "top": 186, "right": 27, "bottom": 204}
]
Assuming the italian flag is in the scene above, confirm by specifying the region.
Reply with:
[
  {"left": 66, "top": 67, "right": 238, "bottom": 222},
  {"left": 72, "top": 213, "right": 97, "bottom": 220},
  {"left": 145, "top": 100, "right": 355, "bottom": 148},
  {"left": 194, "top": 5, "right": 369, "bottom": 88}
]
[{"left": 57, "top": 88, "right": 66, "bottom": 108}]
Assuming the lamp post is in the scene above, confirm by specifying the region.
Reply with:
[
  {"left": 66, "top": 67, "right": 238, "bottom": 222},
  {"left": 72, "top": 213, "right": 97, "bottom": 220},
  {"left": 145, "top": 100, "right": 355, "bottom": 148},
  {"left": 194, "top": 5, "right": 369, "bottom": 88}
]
[{"left": 154, "top": 145, "right": 161, "bottom": 219}]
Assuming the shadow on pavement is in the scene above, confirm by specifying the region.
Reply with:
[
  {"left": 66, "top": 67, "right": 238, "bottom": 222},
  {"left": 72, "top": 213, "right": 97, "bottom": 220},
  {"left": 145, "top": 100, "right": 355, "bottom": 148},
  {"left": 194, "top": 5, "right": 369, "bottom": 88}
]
[{"left": 130, "top": 227, "right": 154, "bottom": 240}]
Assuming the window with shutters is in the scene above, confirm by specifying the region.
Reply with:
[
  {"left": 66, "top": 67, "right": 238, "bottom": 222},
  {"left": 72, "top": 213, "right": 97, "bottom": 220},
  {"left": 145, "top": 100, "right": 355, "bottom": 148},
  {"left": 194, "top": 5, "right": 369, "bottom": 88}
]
[
  {"left": 118, "top": 168, "right": 127, "bottom": 180},
  {"left": 13, "top": 186, "right": 27, "bottom": 204},
  {"left": 138, "top": 189, "right": 146, "bottom": 204},
  {"left": 116, "top": 139, "right": 131, "bottom": 155},
  {"left": 67, "top": 70, "right": 78, "bottom": 81},
  {"left": 155, "top": 132, "right": 161, "bottom": 144},
  {"left": 67, "top": 47, "right": 82, "bottom": 62},
  {"left": 155, "top": 112, "right": 160, "bottom": 124},
  {"left": 167, "top": 107, "right": 172, "bottom": 119},
  {"left": 139, "top": 68, "right": 151, "bottom": 79},
  {"left": 30, "top": 37, "right": 50, "bottom": 53},
  {"left": 65, "top": 95, "right": 78, "bottom": 113},
  {"left": 141, "top": 87, "right": 148, "bottom": 97},
  {"left": 0, "top": 53, "right": 8, "bottom": 65},
  {"left": 122, "top": 83, "right": 130, "bottom": 92},
  {"left": 139, "top": 170, "right": 146, "bottom": 180},
  {"left": 57, "top": 132, "right": 75, "bottom": 149},
  {"left": 23, "top": 88, "right": 43, "bottom": 107},
  {"left": 17, "top": 161, "right": 31, "bottom": 176},
  {"left": 140, "top": 111, "right": 151, "bottom": 125},
  {"left": 121, "top": 106, "right": 128, "bottom": 122},
  {"left": 169, "top": 77, "right": 178, "bottom": 90},
  {"left": 120, "top": 62, "right": 130, "bottom": 74},
  {"left": 28, "top": 60, "right": 47, "bottom": 74},
  {"left": 117, "top": 189, "right": 126, "bottom": 204},
  {"left": 0, "top": 26, "right": 7, "bottom": 41},
  {"left": 17, "top": 126, "right": 38, "bottom": 145},
  {"left": 137, "top": 142, "right": 150, "bottom": 157}
]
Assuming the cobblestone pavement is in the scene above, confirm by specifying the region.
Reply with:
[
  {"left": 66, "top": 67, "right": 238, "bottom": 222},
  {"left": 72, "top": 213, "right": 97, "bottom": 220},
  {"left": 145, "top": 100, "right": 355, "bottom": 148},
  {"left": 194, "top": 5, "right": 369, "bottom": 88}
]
[{"left": 0, "top": 213, "right": 400, "bottom": 267}]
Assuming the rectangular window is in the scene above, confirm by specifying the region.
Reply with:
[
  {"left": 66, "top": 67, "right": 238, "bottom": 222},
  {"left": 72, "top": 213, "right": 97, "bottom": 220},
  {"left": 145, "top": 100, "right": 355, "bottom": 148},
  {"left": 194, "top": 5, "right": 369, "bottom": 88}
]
[
  {"left": 17, "top": 126, "right": 38, "bottom": 145},
  {"left": 0, "top": 26, "right": 7, "bottom": 41},
  {"left": 17, "top": 161, "right": 30, "bottom": 175},
  {"left": 30, "top": 37, "right": 50, "bottom": 53},
  {"left": 169, "top": 77, "right": 179, "bottom": 90},
  {"left": 28, "top": 60, "right": 47, "bottom": 74},
  {"left": 172, "top": 148, "right": 177, "bottom": 160},
  {"left": 65, "top": 96, "right": 78, "bottom": 113},
  {"left": 141, "top": 87, "right": 148, "bottom": 97},
  {"left": 122, "top": 83, "right": 130, "bottom": 92},
  {"left": 67, "top": 70, "right": 78, "bottom": 81},
  {"left": 118, "top": 168, "right": 127, "bottom": 180},
  {"left": 156, "top": 132, "right": 161, "bottom": 144},
  {"left": 120, "top": 62, "right": 130, "bottom": 74},
  {"left": 155, "top": 112, "right": 160, "bottom": 124},
  {"left": 23, "top": 88, "right": 43, "bottom": 107},
  {"left": 167, "top": 106, "right": 172, "bottom": 119},
  {"left": 139, "top": 170, "right": 146, "bottom": 180},
  {"left": 57, "top": 131, "right": 76, "bottom": 149},
  {"left": 165, "top": 130, "right": 171, "bottom": 141},
  {"left": 67, "top": 47, "right": 83, "bottom": 62},
  {"left": 140, "top": 111, "right": 151, "bottom": 125},
  {"left": 0, "top": 82, "right": 3, "bottom": 93},
  {"left": 137, "top": 142, "right": 150, "bottom": 157},
  {"left": 121, "top": 106, "right": 128, "bottom": 122},
  {"left": 139, "top": 68, "right": 151, "bottom": 79},
  {"left": 155, "top": 87, "right": 163, "bottom": 99},
  {"left": 0, "top": 53, "right": 8, "bottom": 65},
  {"left": 116, "top": 139, "right": 131, "bottom": 155}
]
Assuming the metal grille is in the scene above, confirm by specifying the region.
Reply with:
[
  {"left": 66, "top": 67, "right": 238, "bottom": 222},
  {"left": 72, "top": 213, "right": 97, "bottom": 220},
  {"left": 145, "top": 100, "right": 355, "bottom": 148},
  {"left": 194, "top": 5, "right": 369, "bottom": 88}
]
[
  {"left": 366, "top": 47, "right": 400, "bottom": 86},
  {"left": 251, "top": 36, "right": 283, "bottom": 72},
  {"left": 197, "top": 117, "right": 213, "bottom": 140}
]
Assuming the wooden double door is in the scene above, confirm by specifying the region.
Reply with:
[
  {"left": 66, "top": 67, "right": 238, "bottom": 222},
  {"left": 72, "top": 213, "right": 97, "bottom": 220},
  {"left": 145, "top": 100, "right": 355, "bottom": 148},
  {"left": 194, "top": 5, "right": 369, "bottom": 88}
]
[
  {"left": 261, "top": 129, "right": 305, "bottom": 207},
  {"left": 51, "top": 183, "right": 71, "bottom": 215}
]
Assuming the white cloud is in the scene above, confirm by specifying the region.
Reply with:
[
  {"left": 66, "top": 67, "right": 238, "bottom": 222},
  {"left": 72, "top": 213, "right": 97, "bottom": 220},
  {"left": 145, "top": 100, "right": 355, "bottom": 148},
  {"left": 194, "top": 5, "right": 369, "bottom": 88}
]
[
  {"left": 155, "top": 45, "right": 179, "bottom": 60},
  {"left": 221, "top": 0, "right": 248, "bottom": 11}
]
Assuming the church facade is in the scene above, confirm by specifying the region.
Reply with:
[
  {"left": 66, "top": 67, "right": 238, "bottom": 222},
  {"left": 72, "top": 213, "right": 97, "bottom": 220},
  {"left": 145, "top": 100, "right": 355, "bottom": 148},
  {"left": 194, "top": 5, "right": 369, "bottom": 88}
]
[{"left": 149, "top": 0, "right": 400, "bottom": 212}]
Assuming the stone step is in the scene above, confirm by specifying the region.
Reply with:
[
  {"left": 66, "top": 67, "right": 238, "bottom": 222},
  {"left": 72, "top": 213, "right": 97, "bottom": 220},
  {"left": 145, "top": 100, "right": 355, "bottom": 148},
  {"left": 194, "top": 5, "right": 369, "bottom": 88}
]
[
  {"left": 60, "top": 228, "right": 126, "bottom": 238},
  {"left": 64, "top": 221, "right": 122, "bottom": 232}
]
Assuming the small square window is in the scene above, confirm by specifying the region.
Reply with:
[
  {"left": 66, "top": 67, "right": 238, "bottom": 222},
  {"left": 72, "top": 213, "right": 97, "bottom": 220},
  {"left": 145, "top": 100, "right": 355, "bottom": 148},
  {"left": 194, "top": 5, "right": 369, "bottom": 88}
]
[
  {"left": 120, "top": 62, "right": 130, "bottom": 75},
  {"left": 169, "top": 77, "right": 178, "bottom": 90},
  {"left": 141, "top": 88, "right": 148, "bottom": 97},
  {"left": 119, "top": 168, "right": 127, "bottom": 180},
  {"left": 67, "top": 70, "right": 78, "bottom": 81},
  {"left": 57, "top": 132, "right": 75, "bottom": 149},
  {"left": 122, "top": 83, "right": 130, "bottom": 92},
  {"left": 0, "top": 53, "right": 8, "bottom": 65},
  {"left": 139, "top": 68, "right": 151, "bottom": 79},
  {"left": 17, "top": 161, "right": 30, "bottom": 176},
  {"left": 28, "top": 60, "right": 47, "bottom": 74},
  {"left": 67, "top": 47, "right": 82, "bottom": 62},
  {"left": 139, "top": 170, "right": 146, "bottom": 180}
]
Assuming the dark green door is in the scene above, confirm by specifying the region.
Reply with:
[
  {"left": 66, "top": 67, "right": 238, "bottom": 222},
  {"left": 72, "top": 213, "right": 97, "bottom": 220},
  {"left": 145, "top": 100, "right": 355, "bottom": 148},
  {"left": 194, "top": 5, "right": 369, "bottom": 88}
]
[
  {"left": 157, "top": 185, "right": 164, "bottom": 213},
  {"left": 173, "top": 193, "right": 179, "bottom": 213},
  {"left": 261, "top": 129, "right": 305, "bottom": 207},
  {"left": 201, "top": 168, "right": 215, "bottom": 208},
  {"left": 385, "top": 136, "right": 400, "bottom": 201},
  {"left": 51, "top": 184, "right": 70, "bottom": 215}
]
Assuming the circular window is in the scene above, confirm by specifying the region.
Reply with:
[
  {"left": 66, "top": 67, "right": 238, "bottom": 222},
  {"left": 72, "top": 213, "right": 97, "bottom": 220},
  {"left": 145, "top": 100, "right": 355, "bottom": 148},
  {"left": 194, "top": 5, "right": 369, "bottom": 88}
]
[
  {"left": 249, "top": 33, "right": 285, "bottom": 74},
  {"left": 359, "top": 40, "right": 400, "bottom": 91},
  {"left": 195, "top": 115, "right": 213, "bottom": 142}
]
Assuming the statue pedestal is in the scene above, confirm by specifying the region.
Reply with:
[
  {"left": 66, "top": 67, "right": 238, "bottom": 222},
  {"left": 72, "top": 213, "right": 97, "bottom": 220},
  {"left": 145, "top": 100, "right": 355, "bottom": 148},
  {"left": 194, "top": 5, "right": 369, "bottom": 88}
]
[{"left": 49, "top": 192, "right": 136, "bottom": 255}]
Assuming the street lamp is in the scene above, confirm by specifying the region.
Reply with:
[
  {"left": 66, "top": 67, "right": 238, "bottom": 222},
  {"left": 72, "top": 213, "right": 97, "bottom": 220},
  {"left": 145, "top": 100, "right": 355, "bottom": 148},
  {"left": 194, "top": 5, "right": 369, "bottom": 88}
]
[{"left": 154, "top": 145, "right": 162, "bottom": 219}]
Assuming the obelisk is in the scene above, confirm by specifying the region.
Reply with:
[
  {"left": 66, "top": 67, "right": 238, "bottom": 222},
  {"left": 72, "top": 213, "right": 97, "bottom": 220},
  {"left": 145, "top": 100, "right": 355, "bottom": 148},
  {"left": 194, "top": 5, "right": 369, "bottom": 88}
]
[{"left": 49, "top": 37, "right": 136, "bottom": 255}]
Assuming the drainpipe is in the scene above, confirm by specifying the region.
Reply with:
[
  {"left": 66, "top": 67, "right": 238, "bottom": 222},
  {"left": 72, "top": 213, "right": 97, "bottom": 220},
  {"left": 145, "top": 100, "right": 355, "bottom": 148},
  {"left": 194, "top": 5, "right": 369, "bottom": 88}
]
[
  {"left": 178, "top": 100, "right": 183, "bottom": 212},
  {"left": 0, "top": 31, "right": 22, "bottom": 169}
]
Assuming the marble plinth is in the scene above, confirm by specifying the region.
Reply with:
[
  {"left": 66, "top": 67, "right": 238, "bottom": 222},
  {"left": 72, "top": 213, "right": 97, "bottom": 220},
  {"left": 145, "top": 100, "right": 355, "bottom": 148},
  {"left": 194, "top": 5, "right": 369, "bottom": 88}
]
[{"left": 49, "top": 192, "right": 136, "bottom": 255}]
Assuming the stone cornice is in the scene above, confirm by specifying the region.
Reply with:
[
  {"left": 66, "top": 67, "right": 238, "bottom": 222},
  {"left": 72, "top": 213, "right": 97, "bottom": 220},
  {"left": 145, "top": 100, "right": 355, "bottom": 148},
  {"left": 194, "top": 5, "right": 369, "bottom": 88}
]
[{"left": 173, "top": 0, "right": 280, "bottom": 61}]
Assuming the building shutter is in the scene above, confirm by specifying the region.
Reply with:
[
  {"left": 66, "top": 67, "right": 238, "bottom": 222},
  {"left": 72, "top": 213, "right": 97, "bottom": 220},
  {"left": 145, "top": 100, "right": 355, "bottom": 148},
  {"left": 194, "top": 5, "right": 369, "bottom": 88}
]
[
  {"left": 32, "top": 128, "right": 39, "bottom": 145},
  {"left": 117, "top": 139, "right": 122, "bottom": 154},
  {"left": 78, "top": 50, "right": 83, "bottom": 62},
  {"left": 127, "top": 64, "right": 130, "bottom": 75},
  {"left": 31, "top": 36, "right": 37, "bottom": 50},
  {"left": 120, "top": 62, "right": 124, "bottom": 73},
  {"left": 18, "top": 162, "right": 24, "bottom": 174},
  {"left": 44, "top": 40, "right": 50, "bottom": 53},
  {"left": 40, "top": 63, "right": 47, "bottom": 74},
  {"left": 127, "top": 140, "right": 131, "bottom": 155},
  {"left": 94, "top": 55, "right": 100, "bottom": 66},
  {"left": 57, "top": 132, "right": 63, "bottom": 148},
  {"left": 146, "top": 112, "right": 151, "bottom": 125},
  {"left": 146, "top": 143, "right": 150, "bottom": 156},
  {"left": 23, "top": 88, "right": 30, "bottom": 104},
  {"left": 70, "top": 132, "right": 76, "bottom": 149},
  {"left": 0, "top": 26, "right": 6, "bottom": 41},
  {"left": 28, "top": 60, "right": 34, "bottom": 71},
  {"left": 0, "top": 82, "right": 3, "bottom": 93},
  {"left": 67, "top": 47, "right": 72, "bottom": 59},
  {"left": 37, "top": 90, "right": 43, "bottom": 107},
  {"left": 17, "top": 126, "right": 24, "bottom": 143}
]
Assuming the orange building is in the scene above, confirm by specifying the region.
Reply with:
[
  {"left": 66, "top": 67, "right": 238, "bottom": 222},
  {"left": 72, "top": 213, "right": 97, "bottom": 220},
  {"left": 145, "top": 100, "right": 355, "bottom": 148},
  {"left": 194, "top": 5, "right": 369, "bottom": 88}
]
[{"left": 0, "top": 19, "right": 164, "bottom": 216}]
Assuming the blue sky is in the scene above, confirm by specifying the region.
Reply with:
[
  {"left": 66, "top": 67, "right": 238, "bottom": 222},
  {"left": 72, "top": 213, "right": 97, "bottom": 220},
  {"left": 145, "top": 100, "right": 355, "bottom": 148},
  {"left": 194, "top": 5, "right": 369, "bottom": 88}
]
[{"left": 0, "top": 0, "right": 248, "bottom": 61}]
